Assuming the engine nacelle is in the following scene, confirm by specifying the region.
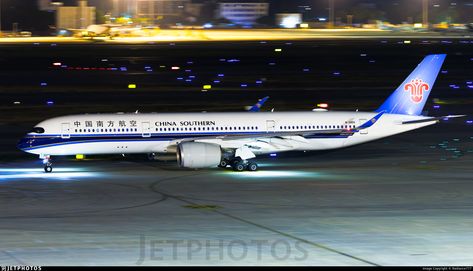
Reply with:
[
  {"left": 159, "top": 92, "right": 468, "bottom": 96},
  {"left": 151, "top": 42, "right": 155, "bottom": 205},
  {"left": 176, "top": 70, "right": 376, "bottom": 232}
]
[{"left": 177, "top": 142, "right": 222, "bottom": 168}]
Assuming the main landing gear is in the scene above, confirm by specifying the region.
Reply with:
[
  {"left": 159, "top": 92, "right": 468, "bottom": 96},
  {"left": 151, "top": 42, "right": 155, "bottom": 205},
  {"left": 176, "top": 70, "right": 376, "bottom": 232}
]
[
  {"left": 42, "top": 155, "right": 53, "bottom": 173},
  {"left": 219, "top": 158, "right": 258, "bottom": 172}
]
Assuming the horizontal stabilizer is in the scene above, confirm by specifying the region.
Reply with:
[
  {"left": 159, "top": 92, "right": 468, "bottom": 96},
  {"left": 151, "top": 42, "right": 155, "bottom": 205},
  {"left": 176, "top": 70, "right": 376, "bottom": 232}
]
[{"left": 402, "top": 115, "right": 466, "bottom": 124}]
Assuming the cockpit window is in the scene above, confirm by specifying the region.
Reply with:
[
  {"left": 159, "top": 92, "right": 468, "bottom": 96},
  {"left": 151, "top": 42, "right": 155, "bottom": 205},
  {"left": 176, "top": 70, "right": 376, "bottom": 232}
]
[{"left": 30, "top": 127, "right": 45, "bottom": 134}]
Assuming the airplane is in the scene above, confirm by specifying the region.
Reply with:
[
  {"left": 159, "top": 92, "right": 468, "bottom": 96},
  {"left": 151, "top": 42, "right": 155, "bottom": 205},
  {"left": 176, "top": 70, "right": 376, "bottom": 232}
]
[
  {"left": 376, "top": 21, "right": 428, "bottom": 32},
  {"left": 432, "top": 22, "right": 473, "bottom": 33},
  {"left": 61, "top": 24, "right": 145, "bottom": 39},
  {"left": 18, "top": 54, "right": 464, "bottom": 173}
]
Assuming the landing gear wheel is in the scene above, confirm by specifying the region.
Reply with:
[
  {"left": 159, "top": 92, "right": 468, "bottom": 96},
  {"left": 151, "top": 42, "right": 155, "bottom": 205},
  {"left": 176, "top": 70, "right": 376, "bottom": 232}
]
[
  {"left": 147, "top": 153, "right": 156, "bottom": 161},
  {"left": 233, "top": 162, "right": 246, "bottom": 172},
  {"left": 247, "top": 162, "right": 258, "bottom": 171},
  {"left": 230, "top": 158, "right": 242, "bottom": 167},
  {"left": 218, "top": 160, "right": 229, "bottom": 168},
  {"left": 44, "top": 165, "right": 53, "bottom": 173}
]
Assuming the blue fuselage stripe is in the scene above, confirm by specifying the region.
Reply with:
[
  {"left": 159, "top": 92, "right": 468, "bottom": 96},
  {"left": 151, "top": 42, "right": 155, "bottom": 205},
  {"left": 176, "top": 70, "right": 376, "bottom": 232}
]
[{"left": 18, "top": 132, "right": 351, "bottom": 151}]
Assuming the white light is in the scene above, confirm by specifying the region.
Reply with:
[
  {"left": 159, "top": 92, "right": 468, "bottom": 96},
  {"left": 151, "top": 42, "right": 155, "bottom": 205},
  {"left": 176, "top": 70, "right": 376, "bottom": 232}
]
[
  {"left": 0, "top": 167, "right": 87, "bottom": 173},
  {"left": 222, "top": 170, "right": 321, "bottom": 179},
  {"left": 280, "top": 16, "right": 300, "bottom": 28},
  {"left": 0, "top": 172, "right": 97, "bottom": 180}
]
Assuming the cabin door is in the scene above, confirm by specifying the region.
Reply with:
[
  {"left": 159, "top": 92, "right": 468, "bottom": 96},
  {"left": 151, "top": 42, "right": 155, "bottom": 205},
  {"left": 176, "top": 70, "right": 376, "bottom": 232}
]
[
  {"left": 61, "top": 123, "right": 70, "bottom": 139},
  {"left": 266, "top": 120, "right": 276, "bottom": 132},
  {"left": 142, "top": 122, "right": 151, "bottom": 137}
]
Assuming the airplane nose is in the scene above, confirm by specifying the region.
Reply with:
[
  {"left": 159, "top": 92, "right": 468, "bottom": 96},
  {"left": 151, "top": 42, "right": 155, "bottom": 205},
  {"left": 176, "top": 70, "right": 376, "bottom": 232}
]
[{"left": 17, "top": 136, "right": 32, "bottom": 151}]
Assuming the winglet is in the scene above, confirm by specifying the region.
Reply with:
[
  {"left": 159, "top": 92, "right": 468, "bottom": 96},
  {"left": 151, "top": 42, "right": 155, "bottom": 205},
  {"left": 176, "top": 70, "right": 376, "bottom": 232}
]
[
  {"left": 357, "top": 111, "right": 385, "bottom": 129},
  {"left": 248, "top": 96, "right": 269, "bottom": 112}
]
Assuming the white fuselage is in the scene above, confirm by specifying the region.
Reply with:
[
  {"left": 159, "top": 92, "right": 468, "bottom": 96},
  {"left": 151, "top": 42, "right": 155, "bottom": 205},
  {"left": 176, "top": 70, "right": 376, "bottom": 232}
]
[{"left": 19, "top": 111, "right": 436, "bottom": 157}]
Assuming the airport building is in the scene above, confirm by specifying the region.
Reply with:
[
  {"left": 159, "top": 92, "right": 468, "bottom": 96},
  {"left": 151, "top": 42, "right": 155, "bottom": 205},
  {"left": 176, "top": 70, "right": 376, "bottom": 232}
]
[
  {"left": 217, "top": 2, "right": 269, "bottom": 26},
  {"left": 110, "top": 0, "right": 191, "bottom": 25},
  {"left": 136, "top": 0, "right": 190, "bottom": 23},
  {"left": 56, "top": 0, "right": 96, "bottom": 29},
  {"left": 111, "top": 0, "right": 138, "bottom": 17}
]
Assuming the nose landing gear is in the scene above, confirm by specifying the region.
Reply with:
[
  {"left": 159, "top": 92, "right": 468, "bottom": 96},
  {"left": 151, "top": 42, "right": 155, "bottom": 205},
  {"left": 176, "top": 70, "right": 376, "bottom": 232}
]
[{"left": 42, "top": 155, "right": 53, "bottom": 173}]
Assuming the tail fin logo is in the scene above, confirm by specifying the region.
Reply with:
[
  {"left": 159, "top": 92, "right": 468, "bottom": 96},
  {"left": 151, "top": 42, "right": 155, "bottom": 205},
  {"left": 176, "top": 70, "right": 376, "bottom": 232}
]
[{"left": 404, "top": 78, "right": 430, "bottom": 103}]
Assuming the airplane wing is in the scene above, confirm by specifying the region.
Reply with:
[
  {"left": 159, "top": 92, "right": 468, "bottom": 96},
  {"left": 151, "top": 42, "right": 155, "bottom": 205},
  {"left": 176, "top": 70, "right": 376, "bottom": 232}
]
[
  {"left": 169, "top": 112, "right": 385, "bottom": 145},
  {"left": 175, "top": 128, "right": 354, "bottom": 143}
]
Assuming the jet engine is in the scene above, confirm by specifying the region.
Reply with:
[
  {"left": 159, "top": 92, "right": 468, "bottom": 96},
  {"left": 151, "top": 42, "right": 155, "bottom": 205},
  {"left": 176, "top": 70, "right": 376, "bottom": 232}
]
[{"left": 177, "top": 142, "right": 222, "bottom": 168}]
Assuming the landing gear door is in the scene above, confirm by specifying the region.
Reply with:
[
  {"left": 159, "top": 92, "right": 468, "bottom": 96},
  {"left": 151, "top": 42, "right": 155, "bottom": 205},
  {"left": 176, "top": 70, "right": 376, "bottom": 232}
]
[
  {"left": 358, "top": 119, "right": 368, "bottom": 135},
  {"left": 142, "top": 122, "right": 151, "bottom": 138},
  {"left": 266, "top": 120, "right": 276, "bottom": 133},
  {"left": 61, "top": 123, "right": 70, "bottom": 139}
]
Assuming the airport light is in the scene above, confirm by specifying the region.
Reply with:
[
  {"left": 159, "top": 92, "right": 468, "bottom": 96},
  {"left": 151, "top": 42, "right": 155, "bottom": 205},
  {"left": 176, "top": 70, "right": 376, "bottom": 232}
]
[
  {"left": 422, "top": 0, "right": 429, "bottom": 27},
  {"left": 328, "top": 0, "right": 335, "bottom": 28}
]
